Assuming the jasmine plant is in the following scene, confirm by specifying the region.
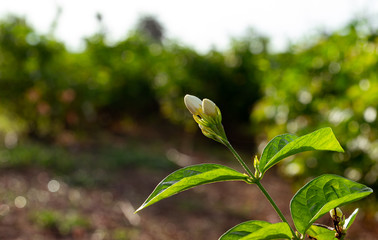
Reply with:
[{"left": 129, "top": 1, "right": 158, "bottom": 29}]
[{"left": 136, "top": 95, "right": 373, "bottom": 240}]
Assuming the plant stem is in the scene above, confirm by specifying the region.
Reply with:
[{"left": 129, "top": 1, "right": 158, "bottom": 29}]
[
  {"left": 255, "top": 181, "right": 299, "bottom": 240},
  {"left": 224, "top": 141, "right": 255, "bottom": 180},
  {"left": 225, "top": 141, "right": 298, "bottom": 239}
]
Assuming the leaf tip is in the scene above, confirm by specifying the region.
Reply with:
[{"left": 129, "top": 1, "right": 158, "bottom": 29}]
[
  {"left": 134, "top": 204, "right": 145, "bottom": 213},
  {"left": 337, "top": 146, "right": 345, "bottom": 153}
]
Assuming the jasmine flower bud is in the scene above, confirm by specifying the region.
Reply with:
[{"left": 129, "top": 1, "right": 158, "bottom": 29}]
[
  {"left": 184, "top": 94, "right": 228, "bottom": 145},
  {"left": 202, "top": 98, "right": 217, "bottom": 116},
  {"left": 184, "top": 94, "right": 202, "bottom": 115}
]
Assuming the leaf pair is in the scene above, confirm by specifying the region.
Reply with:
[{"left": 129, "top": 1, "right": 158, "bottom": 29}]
[
  {"left": 135, "top": 127, "right": 373, "bottom": 239},
  {"left": 136, "top": 128, "right": 344, "bottom": 212}
]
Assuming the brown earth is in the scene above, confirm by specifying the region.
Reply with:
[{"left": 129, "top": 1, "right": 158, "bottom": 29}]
[{"left": 0, "top": 145, "right": 377, "bottom": 239}]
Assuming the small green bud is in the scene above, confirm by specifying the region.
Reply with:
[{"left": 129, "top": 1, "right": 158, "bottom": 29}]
[
  {"left": 295, "top": 231, "right": 303, "bottom": 240},
  {"left": 253, "top": 156, "right": 261, "bottom": 179},
  {"left": 253, "top": 155, "right": 259, "bottom": 169},
  {"left": 330, "top": 207, "right": 343, "bottom": 221}
]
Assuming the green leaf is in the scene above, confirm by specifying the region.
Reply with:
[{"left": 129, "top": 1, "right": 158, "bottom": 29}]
[
  {"left": 260, "top": 133, "right": 298, "bottom": 166},
  {"left": 136, "top": 164, "right": 248, "bottom": 212},
  {"left": 306, "top": 225, "right": 337, "bottom": 240},
  {"left": 343, "top": 208, "right": 359, "bottom": 230},
  {"left": 219, "top": 220, "right": 293, "bottom": 240},
  {"left": 290, "top": 174, "right": 373, "bottom": 234},
  {"left": 259, "top": 128, "right": 344, "bottom": 175}
]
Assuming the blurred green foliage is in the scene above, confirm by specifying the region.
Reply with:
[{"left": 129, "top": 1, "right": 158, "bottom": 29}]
[
  {"left": 0, "top": 15, "right": 377, "bottom": 191},
  {"left": 0, "top": 140, "right": 174, "bottom": 186},
  {"left": 30, "top": 209, "right": 91, "bottom": 236},
  {"left": 251, "top": 20, "right": 378, "bottom": 191}
]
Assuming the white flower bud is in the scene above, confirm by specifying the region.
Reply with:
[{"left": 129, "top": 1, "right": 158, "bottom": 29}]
[
  {"left": 330, "top": 207, "right": 343, "bottom": 220},
  {"left": 184, "top": 94, "right": 202, "bottom": 115},
  {"left": 184, "top": 94, "right": 227, "bottom": 145},
  {"left": 202, "top": 98, "right": 217, "bottom": 116}
]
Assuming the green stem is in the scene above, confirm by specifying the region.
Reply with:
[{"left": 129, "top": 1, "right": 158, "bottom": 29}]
[
  {"left": 224, "top": 141, "right": 299, "bottom": 239},
  {"left": 256, "top": 181, "right": 298, "bottom": 240},
  {"left": 224, "top": 141, "right": 255, "bottom": 180}
]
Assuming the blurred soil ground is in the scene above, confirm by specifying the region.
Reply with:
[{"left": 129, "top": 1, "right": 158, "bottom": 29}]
[{"left": 0, "top": 131, "right": 377, "bottom": 240}]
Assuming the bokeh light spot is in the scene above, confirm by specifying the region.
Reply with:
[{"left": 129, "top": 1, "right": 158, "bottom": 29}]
[
  {"left": 359, "top": 79, "right": 370, "bottom": 91},
  {"left": 328, "top": 62, "right": 341, "bottom": 74},
  {"left": 47, "top": 180, "right": 60, "bottom": 193},
  {"left": 285, "top": 162, "right": 302, "bottom": 176},
  {"left": 297, "top": 90, "right": 312, "bottom": 105},
  {"left": 345, "top": 167, "right": 362, "bottom": 181},
  {"left": 363, "top": 107, "right": 377, "bottom": 123},
  {"left": 4, "top": 131, "right": 18, "bottom": 149},
  {"left": 14, "top": 196, "right": 27, "bottom": 208},
  {"left": 0, "top": 204, "right": 10, "bottom": 216}
]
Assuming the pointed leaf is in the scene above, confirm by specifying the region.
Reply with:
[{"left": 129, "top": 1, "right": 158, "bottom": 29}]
[
  {"left": 260, "top": 133, "right": 298, "bottom": 166},
  {"left": 219, "top": 220, "right": 293, "bottom": 240},
  {"left": 259, "top": 128, "right": 344, "bottom": 175},
  {"left": 344, "top": 208, "right": 359, "bottom": 230},
  {"left": 136, "top": 164, "right": 248, "bottom": 212},
  {"left": 307, "top": 225, "right": 337, "bottom": 240},
  {"left": 290, "top": 174, "right": 373, "bottom": 234}
]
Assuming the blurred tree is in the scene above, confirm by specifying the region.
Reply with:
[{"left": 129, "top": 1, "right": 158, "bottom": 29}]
[
  {"left": 136, "top": 15, "right": 165, "bottom": 43},
  {"left": 251, "top": 19, "right": 378, "bottom": 190}
]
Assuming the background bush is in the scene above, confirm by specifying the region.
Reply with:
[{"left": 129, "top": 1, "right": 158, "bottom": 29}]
[{"left": 0, "top": 15, "right": 377, "bottom": 192}]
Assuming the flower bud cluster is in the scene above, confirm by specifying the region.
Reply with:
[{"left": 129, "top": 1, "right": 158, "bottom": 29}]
[
  {"left": 329, "top": 207, "right": 343, "bottom": 222},
  {"left": 184, "top": 94, "right": 227, "bottom": 144},
  {"left": 329, "top": 207, "right": 346, "bottom": 238}
]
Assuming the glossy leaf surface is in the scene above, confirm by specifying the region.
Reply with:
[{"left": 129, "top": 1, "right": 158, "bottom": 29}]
[
  {"left": 259, "top": 128, "right": 344, "bottom": 175},
  {"left": 219, "top": 220, "right": 293, "bottom": 240},
  {"left": 290, "top": 174, "right": 373, "bottom": 234},
  {"left": 136, "top": 164, "right": 248, "bottom": 212},
  {"left": 307, "top": 225, "right": 337, "bottom": 240}
]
